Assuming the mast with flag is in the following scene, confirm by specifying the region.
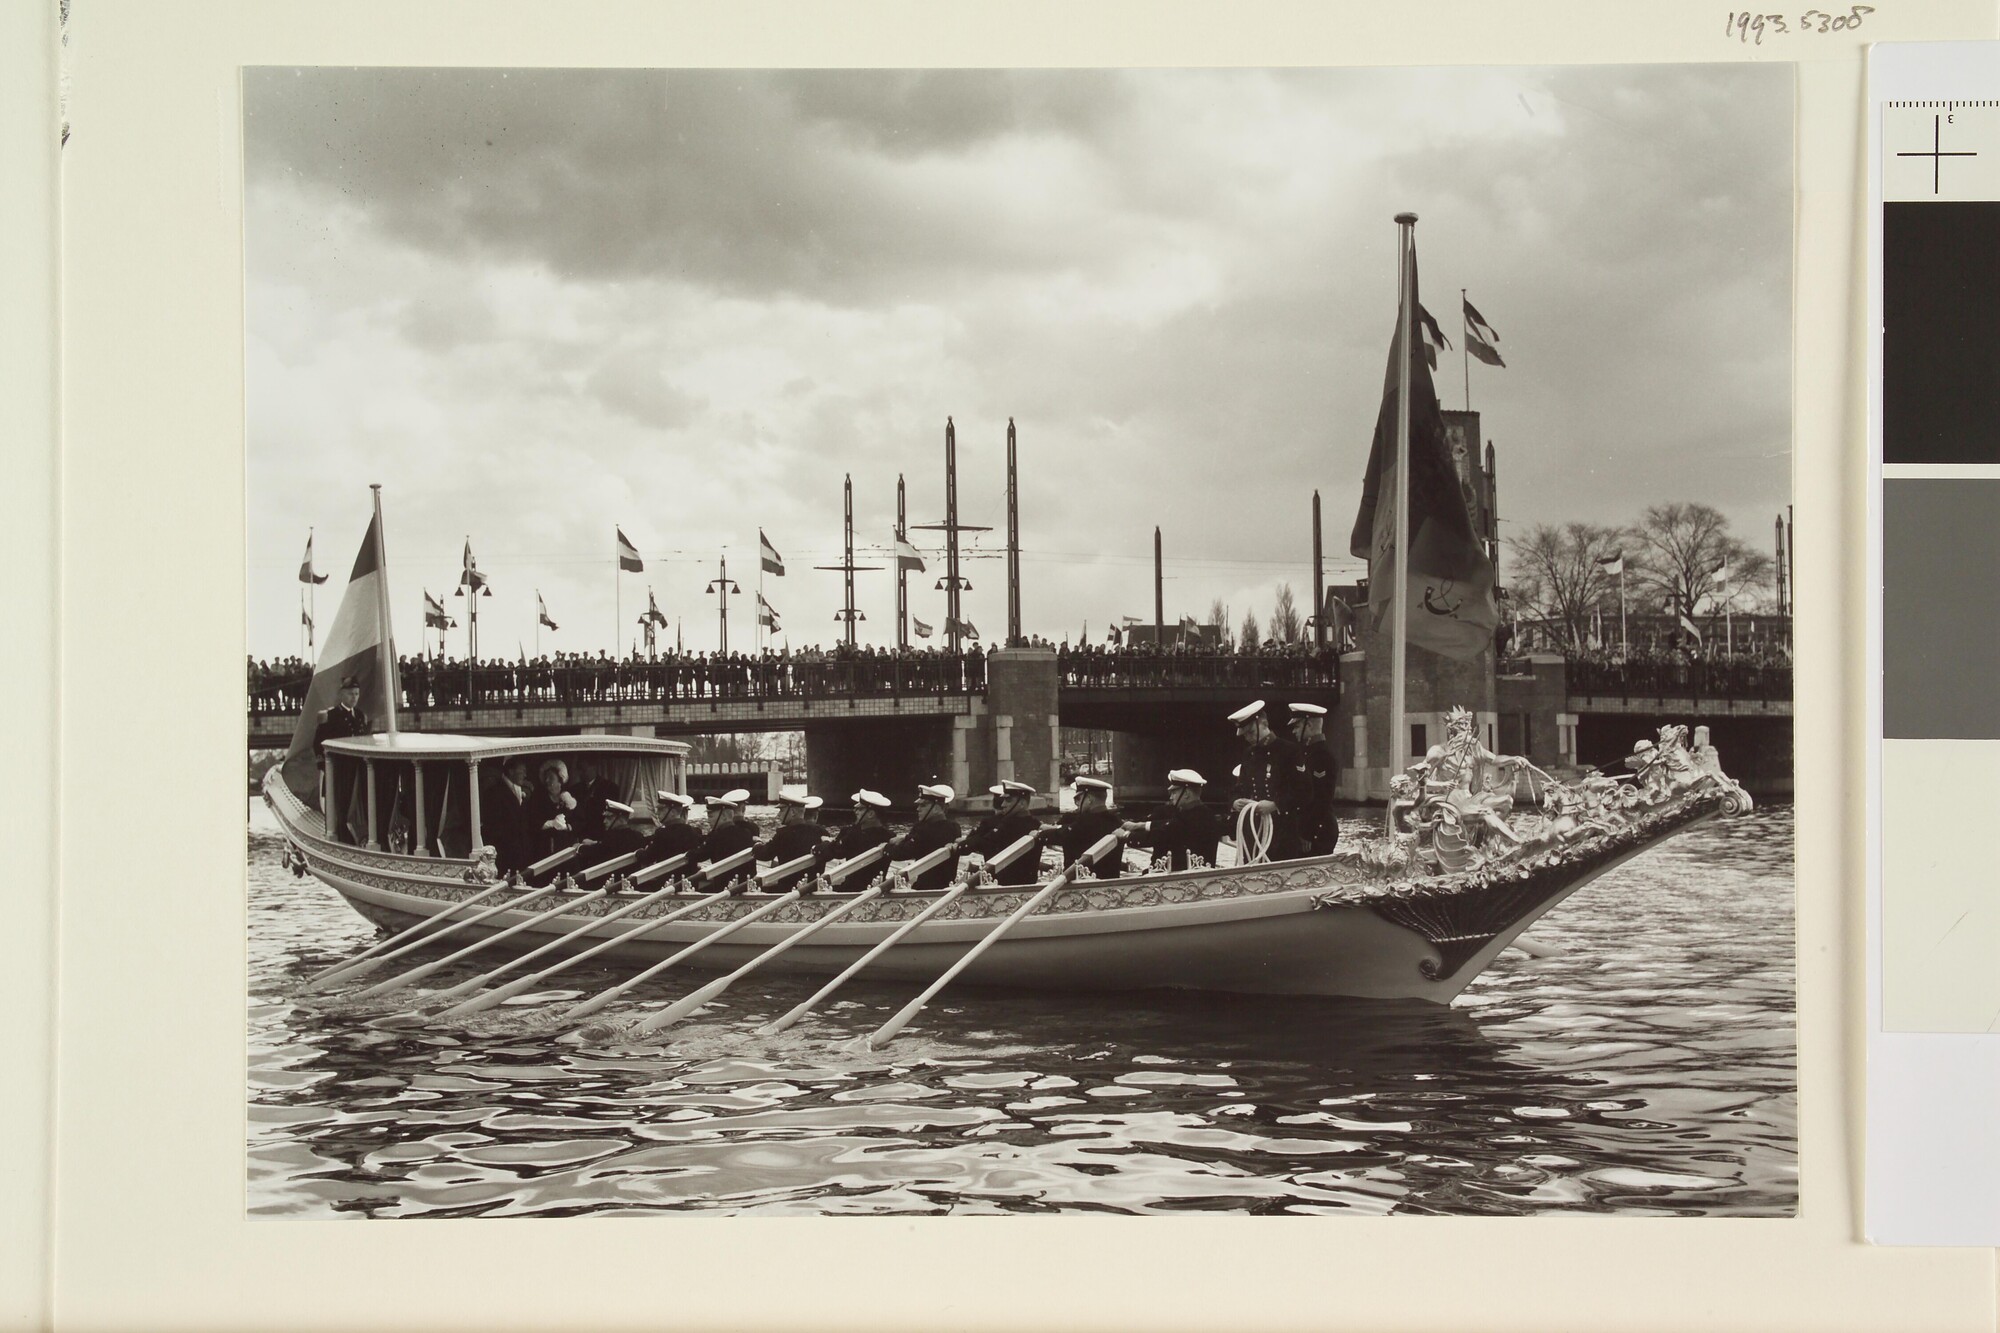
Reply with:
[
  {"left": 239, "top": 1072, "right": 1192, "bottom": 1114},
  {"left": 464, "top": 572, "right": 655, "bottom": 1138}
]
[
  {"left": 1461, "top": 292, "right": 1505, "bottom": 411},
  {"left": 615, "top": 527, "right": 642, "bottom": 659},
  {"left": 455, "top": 538, "right": 490, "bottom": 679},
  {"left": 1595, "top": 550, "right": 1626, "bottom": 657},
  {"left": 757, "top": 529, "right": 783, "bottom": 651},
  {"left": 298, "top": 529, "right": 328, "bottom": 655},
  {"left": 536, "top": 590, "right": 558, "bottom": 657},
  {"left": 1349, "top": 213, "right": 1500, "bottom": 823},
  {"left": 639, "top": 587, "right": 669, "bottom": 658},
  {"left": 422, "top": 589, "right": 454, "bottom": 658}
]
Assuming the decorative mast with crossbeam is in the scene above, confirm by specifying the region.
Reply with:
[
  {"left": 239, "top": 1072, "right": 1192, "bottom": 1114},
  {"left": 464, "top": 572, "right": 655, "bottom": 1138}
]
[
  {"left": 814, "top": 474, "right": 880, "bottom": 648},
  {"left": 911, "top": 417, "right": 990, "bottom": 652}
]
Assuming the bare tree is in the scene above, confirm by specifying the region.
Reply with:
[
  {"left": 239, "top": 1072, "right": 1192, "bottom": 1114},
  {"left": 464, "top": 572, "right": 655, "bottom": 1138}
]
[
  {"left": 1238, "top": 610, "right": 1261, "bottom": 652},
  {"left": 1505, "top": 522, "right": 1624, "bottom": 651},
  {"left": 1206, "top": 597, "right": 1228, "bottom": 631},
  {"left": 1626, "top": 503, "right": 1773, "bottom": 619},
  {"left": 1271, "top": 583, "right": 1302, "bottom": 643}
]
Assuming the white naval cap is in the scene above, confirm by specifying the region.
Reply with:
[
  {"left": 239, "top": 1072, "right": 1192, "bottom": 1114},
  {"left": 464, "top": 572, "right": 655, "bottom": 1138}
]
[
  {"left": 777, "top": 791, "right": 824, "bottom": 810},
  {"left": 656, "top": 790, "right": 694, "bottom": 809},
  {"left": 852, "top": 789, "right": 892, "bottom": 809},
  {"left": 989, "top": 779, "right": 1036, "bottom": 798},
  {"left": 1166, "top": 768, "right": 1207, "bottom": 787},
  {"left": 917, "top": 783, "right": 956, "bottom": 802},
  {"left": 1227, "top": 700, "right": 1268, "bottom": 724},
  {"left": 1074, "top": 777, "right": 1112, "bottom": 795},
  {"left": 603, "top": 799, "right": 635, "bottom": 818},
  {"left": 705, "top": 788, "right": 752, "bottom": 808},
  {"left": 1287, "top": 702, "right": 1328, "bottom": 716},
  {"left": 1231, "top": 764, "right": 1242, "bottom": 778}
]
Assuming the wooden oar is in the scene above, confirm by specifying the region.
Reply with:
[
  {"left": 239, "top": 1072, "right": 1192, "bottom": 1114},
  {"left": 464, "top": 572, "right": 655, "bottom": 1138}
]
[
  {"left": 630, "top": 844, "right": 946, "bottom": 1036},
  {"left": 415, "top": 856, "right": 692, "bottom": 1008},
  {"left": 694, "top": 845, "right": 756, "bottom": 885},
  {"left": 754, "top": 852, "right": 820, "bottom": 890},
  {"left": 434, "top": 878, "right": 740, "bottom": 1020},
  {"left": 824, "top": 843, "right": 887, "bottom": 887},
  {"left": 307, "top": 882, "right": 561, "bottom": 990},
  {"left": 571, "top": 848, "right": 641, "bottom": 885},
  {"left": 558, "top": 888, "right": 805, "bottom": 1024},
  {"left": 351, "top": 887, "right": 609, "bottom": 999},
  {"left": 862, "top": 831, "right": 1121, "bottom": 1050},
  {"left": 303, "top": 880, "right": 512, "bottom": 988},
  {"left": 633, "top": 884, "right": 886, "bottom": 1034},
  {"left": 756, "top": 832, "right": 1040, "bottom": 1036}
]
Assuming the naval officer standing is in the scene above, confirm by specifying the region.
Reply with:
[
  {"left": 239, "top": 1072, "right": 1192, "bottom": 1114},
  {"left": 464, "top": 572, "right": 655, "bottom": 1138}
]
[{"left": 1229, "top": 700, "right": 1309, "bottom": 861}]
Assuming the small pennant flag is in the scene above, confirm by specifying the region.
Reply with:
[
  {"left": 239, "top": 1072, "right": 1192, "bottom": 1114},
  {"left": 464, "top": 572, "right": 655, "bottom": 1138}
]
[
  {"left": 913, "top": 617, "right": 934, "bottom": 639},
  {"left": 894, "top": 535, "right": 926, "bottom": 573},
  {"left": 301, "top": 606, "right": 315, "bottom": 646},
  {"left": 460, "top": 539, "right": 490, "bottom": 593},
  {"left": 1595, "top": 551, "right": 1624, "bottom": 577},
  {"left": 643, "top": 588, "right": 670, "bottom": 626},
  {"left": 616, "top": 527, "right": 643, "bottom": 573},
  {"left": 298, "top": 533, "right": 329, "bottom": 585},
  {"left": 760, "top": 530, "right": 785, "bottom": 576},
  {"left": 757, "top": 591, "right": 780, "bottom": 629},
  {"left": 423, "top": 589, "right": 453, "bottom": 630},
  {"left": 537, "top": 591, "right": 558, "bottom": 631}
]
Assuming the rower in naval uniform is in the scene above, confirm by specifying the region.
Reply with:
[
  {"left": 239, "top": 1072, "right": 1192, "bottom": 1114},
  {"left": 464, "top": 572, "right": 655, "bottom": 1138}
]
[
  {"left": 1121, "top": 768, "right": 1222, "bottom": 872},
  {"left": 689, "top": 789, "right": 759, "bottom": 884},
  {"left": 574, "top": 800, "right": 651, "bottom": 876},
  {"left": 1284, "top": 702, "right": 1340, "bottom": 854},
  {"left": 1045, "top": 776, "right": 1126, "bottom": 878},
  {"left": 883, "top": 784, "right": 963, "bottom": 892},
  {"left": 640, "top": 790, "right": 707, "bottom": 871},
  {"left": 959, "top": 780, "right": 1045, "bottom": 886},
  {"left": 757, "top": 792, "right": 829, "bottom": 891},
  {"left": 1228, "top": 699, "right": 1309, "bottom": 861},
  {"left": 816, "top": 789, "right": 895, "bottom": 879}
]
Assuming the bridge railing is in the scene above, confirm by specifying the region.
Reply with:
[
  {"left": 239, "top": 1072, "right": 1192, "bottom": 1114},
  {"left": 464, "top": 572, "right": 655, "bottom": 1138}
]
[
  {"left": 249, "top": 653, "right": 992, "bottom": 718},
  {"left": 1563, "top": 654, "right": 1792, "bottom": 703},
  {"left": 1056, "top": 649, "right": 1339, "bottom": 691}
]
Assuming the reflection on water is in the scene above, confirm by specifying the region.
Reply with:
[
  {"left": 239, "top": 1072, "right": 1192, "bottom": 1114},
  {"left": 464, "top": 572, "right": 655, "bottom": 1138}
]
[{"left": 249, "top": 802, "right": 1796, "bottom": 1217}]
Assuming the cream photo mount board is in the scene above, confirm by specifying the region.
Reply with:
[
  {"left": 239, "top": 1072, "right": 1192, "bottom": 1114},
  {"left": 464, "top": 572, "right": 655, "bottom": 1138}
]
[{"left": 25, "top": 2, "right": 2000, "bottom": 1332}]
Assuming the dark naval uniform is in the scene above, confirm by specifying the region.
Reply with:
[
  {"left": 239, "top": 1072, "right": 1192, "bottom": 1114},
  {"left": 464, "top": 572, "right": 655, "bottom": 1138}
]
[
  {"left": 690, "top": 820, "right": 759, "bottom": 881},
  {"left": 758, "top": 820, "right": 828, "bottom": 889},
  {"left": 1295, "top": 738, "right": 1339, "bottom": 854},
  {"left": 1048, "top": 806, "right": 1125, "bottom": 878},
  {"left": 1239, "top": 734, "right": 1310, "bottom": 861},
  {"left": 1126, "top": 800, "right": 1222, "bottom": 872},
  {"left": 641, "top": 820, "right": 707, "bottom": 871},
  {"left": 961, "top": 809, "right": 1046, "bottom": 885},
  {"left": 573, "top": 824, "right": 649, "bottom": 876},
  {"left": 816, "top": 819, "right": 893, "bottom": 875},
  {"left": 480, "top": 780, "right": 537, "bottom": 877},
  {"left": 311, "top": 702, "right": 368, "bottom": 758},
  {"left": 885, "top": 816, "right": 962, "bottom": 892}
]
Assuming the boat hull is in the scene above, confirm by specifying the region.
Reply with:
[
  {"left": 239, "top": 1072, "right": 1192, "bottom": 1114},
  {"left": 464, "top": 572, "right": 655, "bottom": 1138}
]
[{"left": 269, "top": 769, "right": 1721, "bottom": 1002}]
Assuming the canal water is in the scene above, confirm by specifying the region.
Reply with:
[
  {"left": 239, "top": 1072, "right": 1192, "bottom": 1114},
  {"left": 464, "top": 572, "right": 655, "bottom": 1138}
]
[{"left": 248, "top": 800, "right": 1796, "bottom": 1218}]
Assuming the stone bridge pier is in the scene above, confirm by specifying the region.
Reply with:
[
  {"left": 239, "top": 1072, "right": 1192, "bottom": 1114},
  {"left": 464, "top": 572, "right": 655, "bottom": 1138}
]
[{"left": 803, "top": 648, "right": 1062, "bottom": 807}]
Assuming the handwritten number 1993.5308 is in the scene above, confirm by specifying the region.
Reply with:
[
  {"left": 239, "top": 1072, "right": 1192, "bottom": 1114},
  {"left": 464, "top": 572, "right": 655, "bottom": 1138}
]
[{"left": 1726, "top": 6, "right": 1874, "bottom": 42}]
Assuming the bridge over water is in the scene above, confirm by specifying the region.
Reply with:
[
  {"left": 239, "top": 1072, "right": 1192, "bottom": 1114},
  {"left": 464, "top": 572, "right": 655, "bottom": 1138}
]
[{"left": 251, "top": 647, "right": 1790, "bottom": 802}]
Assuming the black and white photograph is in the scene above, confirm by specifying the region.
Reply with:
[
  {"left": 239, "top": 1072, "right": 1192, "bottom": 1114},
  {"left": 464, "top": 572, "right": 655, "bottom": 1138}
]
[{"left": 245, "top": 64, "right": 1796, "bottom": 1218}]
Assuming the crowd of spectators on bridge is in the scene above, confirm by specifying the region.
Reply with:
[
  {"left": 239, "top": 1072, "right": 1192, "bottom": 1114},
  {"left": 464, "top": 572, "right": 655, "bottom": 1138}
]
[{"left": 1056, "top": 637, "right": 1341, "bottom": 690}]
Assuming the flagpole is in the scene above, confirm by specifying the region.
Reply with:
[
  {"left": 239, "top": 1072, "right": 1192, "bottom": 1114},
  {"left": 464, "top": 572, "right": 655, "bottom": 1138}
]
[
  {"left": 1390, "top": 213, "right": 1416, "bottom": 828},
  {"left": 1461, "top": 286, "right": 1471, "bottom": 413},
  {"left": 1619, "top": 566, "right": 1628, "bottom": 658},
  {"left": 614, "top": 528, "right": 621, "bottom": 663},
  {"left": 369, "top": 487, "right": 400, "bottom": 738}
]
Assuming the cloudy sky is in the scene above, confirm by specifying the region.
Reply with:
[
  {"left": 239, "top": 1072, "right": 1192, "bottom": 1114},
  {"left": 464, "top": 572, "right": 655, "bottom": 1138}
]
[{"left": 246, "top": 64, "right": 1791, "bottom": 661}]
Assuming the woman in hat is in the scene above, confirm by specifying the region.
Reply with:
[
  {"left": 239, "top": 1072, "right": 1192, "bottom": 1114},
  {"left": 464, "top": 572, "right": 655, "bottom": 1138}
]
[{"left": 524, "top": 758, "right": 580, "bottom": 860}]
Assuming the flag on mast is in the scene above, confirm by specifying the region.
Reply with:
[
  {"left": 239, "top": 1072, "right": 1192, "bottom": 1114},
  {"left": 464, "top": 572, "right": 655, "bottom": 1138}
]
[
  {"left": 1595, "top": 551, "right": 1624, "bottom": 577},
  {"left": 643, "top": 589, "right": 670, "bottom": 626},
  {"left": 423, "top": 589, "right": 453, "bottom": 630},
  {"left": 537, "top": 592, "right": 559, "bottom": 631},
  {"left": 912, "top": 617, "right": 934, "bottom": 639},
  {"left": 759, "top": 530, "right": 785, "bottom": 576},
  {"left": 756, "top": 591, "right": 780, "bottom": 630},
  {"left": 616, "top": 527, "right": 643, "bottom": 573},
  {"left": 894, "top": 535, "right": 926, "bottom": 572},
  {"left": 298, "top": 533, "right": 328, "bottom": 585},
  {"left": 1463, "top": 296, "right": 1505, "bottom": 367},
  {"left": 1348, "top": 250, "right": 1500, "bottom": 660},
  {"left": 460, "top": 539, "right": 490, "bottom": 593},
  {"left": 280, "top": 506, "right": 400, "bottom": 805},
  {"left": 301, "top": 606, "right": 314, "bottom": 646},
  {"left": 1415, "top": 305, "right": 1451, "bottom": 370}
]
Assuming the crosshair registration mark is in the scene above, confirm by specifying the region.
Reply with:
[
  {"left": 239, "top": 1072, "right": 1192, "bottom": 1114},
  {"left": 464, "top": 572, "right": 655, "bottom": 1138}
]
[{"left": 1897, "top": 114, "right": 1978, "bottom": 195}]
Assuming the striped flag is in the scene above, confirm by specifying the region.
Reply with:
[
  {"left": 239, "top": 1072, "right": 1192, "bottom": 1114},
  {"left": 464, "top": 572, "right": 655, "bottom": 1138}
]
[
  {"left": 1678, "top": 611, "right": 1705, "bottom": 644},
  {"left": 298, "top": 532, "right": 328, "bottom": 585},
  {"left": 537, "top": 591, "right": 558, "bottom": 631},
  {"left": 1416, "top": 304, "right": 1451, "bottom": 371},
  {"left": 894, "top": 535, "right": 926, "bottom": 572},
  {"left": 759, "top": 530, "right": 785, "bottom": 576},
  {"left": 1596, "top": 551, "right": 1624, "bottom": 576},
  {"left": 1463, "top": 297, "right": 1505, "bottom": 368},
  {"left": 913, "top": 617, "right": 934, "bottom": 639},
  {"left": 757, "top": 591, "right": 780, "bottom": 629},
  {"left": 460, "top": 539, "right": 490, "bottom": 593},
  {"left": 301, "top": 606, "right": 314, "bottom": 646},
  {"left": 616, "top": 527, "right": 643, "bottom": 573},
  {"left": 423, "top": 589, "right": 453, "bottom": 630},
  {"left": 280, "top": 506, "right": 399, "bottom": 806}
]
